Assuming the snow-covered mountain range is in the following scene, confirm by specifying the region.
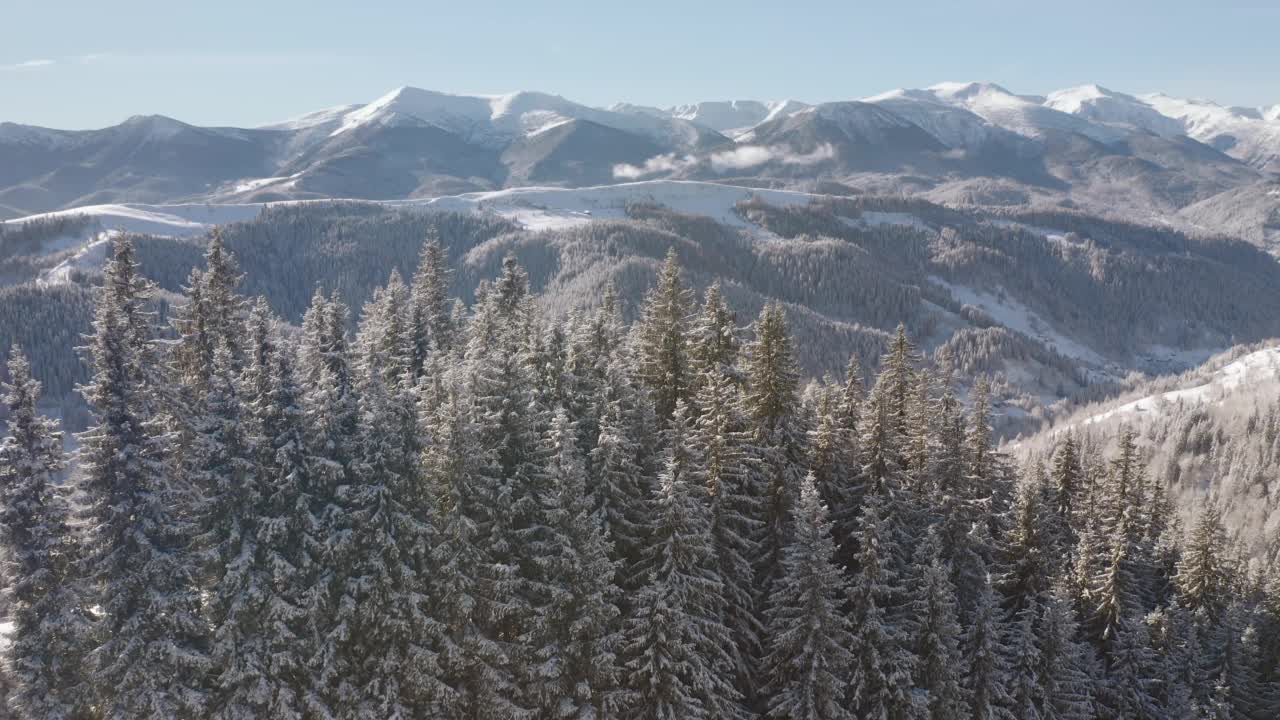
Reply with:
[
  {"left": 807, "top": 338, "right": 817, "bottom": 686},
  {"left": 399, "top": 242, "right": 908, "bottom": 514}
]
[{"left": 1, "top": 81, "right": 1277, "bottom": 247}]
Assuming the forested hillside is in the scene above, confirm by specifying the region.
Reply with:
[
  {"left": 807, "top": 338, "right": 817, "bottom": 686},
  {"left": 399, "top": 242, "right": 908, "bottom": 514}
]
[
  {"left": 0, "top": 234, "right": 1277, "bottom": 718},
  {"left": 6, "top": 188, "right": 1280, "bottom": 441}
]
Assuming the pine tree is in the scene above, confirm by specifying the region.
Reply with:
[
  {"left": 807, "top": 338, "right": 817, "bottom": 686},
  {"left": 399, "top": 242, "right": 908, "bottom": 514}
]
[
  {"left": 76, "top": 236, "right": 209, "bottom": 718},
  {"left": 239, "top": 301, "right": 320, "bottom": 718},
  {"left": 1206, "top": 609, "right": 1267, "bottom": 720},
  {"left": 1096, "top": 616, "right": 1160, "bottom": 720},
  {"left": 326, "top": 338, "right": 443, "bottom": 719},
  {"left": 1177, "top": 507, "right": 1230, "bottom": 622},
  {"left": 880, "top": 324, "right": 918, "bottom": 440},
  {"left": 965, "top": 574, "right": 1015, "bottom": 720},
  {"left": 409, "top": 237, "right": 455, "bottom": 377},
  {"left": 906, "top": 532, "right": 969, "bottom": 720},
  {"left": 1006, "top": 596, "right": 1044, "bottom": 720},
  {"left": 422, "top": 392, "right": 522, "bottom": 720},
  {"left": 743, "top": 304, "right": 807, "bottom": 588},
  {"left": 1037, "top": 592, "right": 1096, "bottom": 720},
  {"left": 171, "top": 230, "right": 247, "bottom": 398},
  {"left": 623, "top": 401, "right": 744, "bottom": 720},
  {"left": 692, "top": 364, "right": 763, "bottom": 702},
  {"left": 588, "top": 352, "right": 652, "bottom": 582},
  {"left": 195, "top": 341, "right": 269, "bottom": 719},
  {"left": 1051, "top": 435, "right": 1083, "bottom": 536},
  {"left": 635, "top": 248, "right": 694, "bottom": 422},
  {"left": 687, "top": 282, "right": 740, "bottom": 405},
  {"left": 527, "top": 409, "right": 625, "bottom": 719},
  {"left": 1090, "top": 516, "right": 1145, "bottom": 655},
  {"left": 297, "top": 291, "right": 363, "bottom": 718},
  {"left": 1000, "top": 475, "right": 1050, "bottom": 612},
  {"left": 0, "top": 348, "right": 91, "bottom": 719},
  {"left": 846, "top": 492, "right": 921, "bottom": 720},
  {"left": 965, "top": 378, "right": 995, "bottom": 499},
  {"left": 761, "top": 475, "right": 854, "bottom": 720},
  {"left": 808, "top": 386, "right": 861, "bottom": 568}
]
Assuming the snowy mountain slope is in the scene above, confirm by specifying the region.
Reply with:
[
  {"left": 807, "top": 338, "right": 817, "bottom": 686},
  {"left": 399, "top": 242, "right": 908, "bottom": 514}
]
[
  {"left": 329, "top": 86, "right": 726, "bottom": 151},
  {"left": 926, "top": 81, "right": 1129, "bottom": 143},
  {"left": 861, "top": 88, "right": 1012, "bottom": 149},
  {"left": 0, "top": 180, "right": 826, "bottom": 267},
  {"left": 1043, "top": 84, "right": 1185, "bottom": 137},
  {"left": 1138, "top": 93, "right": 1280, "bottom": 172}
]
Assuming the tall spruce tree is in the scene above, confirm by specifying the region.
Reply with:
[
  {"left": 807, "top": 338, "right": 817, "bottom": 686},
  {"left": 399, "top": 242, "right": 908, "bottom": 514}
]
[
  {"left": 845, "top": 491, "right": 921, "bottom": 720},
  {"left": 692, "top": 362, "right": 765, "bottom": 705},
  {"left": 761, "top": 474, "right": 854, "bottom": 720},
  {"left": 0, "top": 348, "right": 91, "bottom": 720},
  {"left": 1177, "top": 507, "right": 1230, "bottom": 622},
  {"left": 965, "top": 573, "right": 1015, "bottom": 720},
  {"left": 623, "top": 401, "right": 745, "bottom": 720},
  {"left": 239, "top": 300, "right": 320, "bottom": 718},
  {"left": 635, "top": 248, "right": 693, "bottom": 422},
  {"left": 743, "top": 303, "right": 807, "bottom": 590},
  {"left": 906, "top": 532, "right": 969, "bottom": 720},
  {"left": 195, "top": 341, "right": 268, "bottom": 720},
  {"left": 527, "top": 409, "right": 625, "bottom": 719},
  {"left": 76, "top": 236, "right": 209, "bottom": 718},
  {"left": 409, "top": 237, "right": 456, "bottom": 377},
  {"left": 421, "top": 392, "right": 523, "bottom": 720}
]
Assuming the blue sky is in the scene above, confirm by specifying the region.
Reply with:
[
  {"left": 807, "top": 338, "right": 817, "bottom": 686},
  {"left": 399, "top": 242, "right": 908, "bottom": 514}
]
[{"left": 4, "top": 0, "right": 1279, "bottom": 129}]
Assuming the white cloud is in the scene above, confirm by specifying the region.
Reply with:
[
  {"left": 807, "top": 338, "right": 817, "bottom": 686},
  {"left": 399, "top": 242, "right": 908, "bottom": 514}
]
[
  {"left": 2, "top": 59, "right": 55, "bottom": 71},
  {"left": 614, "top": 143, "right": 836, "bottom": 179},
  {"left": 613, "top": 152, "right": 698, "bottom": 180}
]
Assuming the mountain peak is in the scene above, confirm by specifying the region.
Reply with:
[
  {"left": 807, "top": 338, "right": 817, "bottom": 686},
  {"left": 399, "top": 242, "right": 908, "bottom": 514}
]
[{"left": 927, "top": 81, "right": 1016, "bottom": 100}]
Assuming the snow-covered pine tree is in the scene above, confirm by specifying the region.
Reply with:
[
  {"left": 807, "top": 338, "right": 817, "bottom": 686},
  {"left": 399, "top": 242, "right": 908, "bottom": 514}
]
[
  {"left": 1095, "top": 614, "right": 1160, "bottom": 720},
  {"left": 526, "top": 409, "right": 625, "bottom": 719},
  {"left": 965, "top": 572, "right": 1015, "bottom": 720},
  {"left": 623, "top": 400, "right": 745, "bottom": 720},
  {"left": 238, "top": 300, "right": 321, "bottom": 718},
  {"left": 904, "top": 369, "right": 933, "bottom": 477},
  {"left": 1037, "top": 591, "right": 1096, "bottom": 720},
  {"left": 1006, "top": 596, "right": 1044, "bottom": 720},
  {"left": 742, "top": 303, "right": 807, "bottom": 590},
  {"left": 692, "top": 363, "right": 764, "bottom": 703},
  {"left": 464, "top": 257, "right": 553, "bottom": 706},
  {"left": 194, "top": 340, "right": 270, "bottom": 719},
  {"left": 588, "top": 351, "right": 653, "bottom": 584},
  {"left": 761, "top": 474, "right": 853, "bottom": 720},
  {"left": 687, "top": 282, "right": 740, "bottom": 407},
  {"left": 1050, "top": 435, "right": 1083, "bottom": 538},
  {"left": 635, "top": 248, "right": 693, "bottom": 422},
  {"left": 1089, "top": 512, "right": 1146, "bottom": 656},
  {"left": 999, "top": 473, "right": 1051, "bottom": 613},
  {"left": 845, "top": 490, "right": 921, "bottom": 720},
  {"left": 0, "top": 348, "right": 91, "bottom": 720},
  {"left": 421, "top": 392, "right": 523, "bottom": 720},
  {"left": 323, "top": 326, "right": 445, "bottom": 719},
  {"left": 1177, "top": 507, "right": 1230, "bottom": 623},
  {"left": 905, "top": 532, "right": 969, "bottom": 720},
  {"left": 1205, "top": 608, "right": 1267, "bottom": 720},
  {"left": 171, "top": 230, "right": 247, "bottom": 398},
  {"left": 808, "top": 385, "right": 862, "bottom": 568},
  {"left": 76, "top": 236, "right": 209, "bottom": 718},
  {"left": 296, "top": 291, "right": 363, "bottom": 718},
  {"left": 409, "top": 237, "right": 456, "bottom": 378},
  {"left": 355, "top": 270, "right": 419, "bottom": 482},
  {"left": 879, "top": 324, "right": 918, "bottom": 437}
]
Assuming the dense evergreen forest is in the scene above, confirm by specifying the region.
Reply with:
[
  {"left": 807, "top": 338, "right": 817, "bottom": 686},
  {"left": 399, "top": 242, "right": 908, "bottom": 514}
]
[{"left": 1, "top": 232, "right": 1278, "bottom": 719}]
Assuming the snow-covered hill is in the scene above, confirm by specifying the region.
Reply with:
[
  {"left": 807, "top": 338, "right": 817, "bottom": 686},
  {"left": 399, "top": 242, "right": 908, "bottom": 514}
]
[{"left": 326, "top": 86, "right": 721, "bottom": 150}]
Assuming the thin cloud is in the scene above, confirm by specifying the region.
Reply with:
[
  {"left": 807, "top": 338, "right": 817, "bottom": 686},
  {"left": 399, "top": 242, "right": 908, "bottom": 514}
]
[
  {"left": 2, "top": 59, "right": 56, "bottom": 71},
  {"left": 614, "top": 143, "right": 836, "bottom": 179}
]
